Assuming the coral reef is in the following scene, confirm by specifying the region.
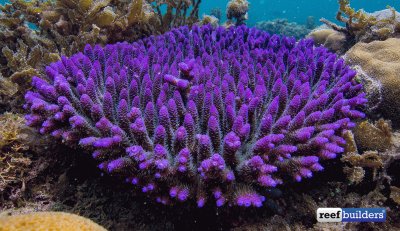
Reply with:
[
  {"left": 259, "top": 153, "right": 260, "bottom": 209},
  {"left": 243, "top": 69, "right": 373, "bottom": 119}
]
[
  {"left": 0, "top": 0, "right": 202, "bottom": 111},
  {"left": 226, "top": 0, "right": 249, "bottom": 25},
  {"left": 24, "top": 25, "right": 366, "bottom": 207},
  {"left": 320, "top": 0, "right": 400, "bottom": 53},
  {"left": 345, "top": 38, "right": 400, "bottom": 127},
  {"left": 256, "top": 18, "right": 316, "bottom": 39},
  {"left": 0, "top": 211, "right": 106, "bottom": 231}
]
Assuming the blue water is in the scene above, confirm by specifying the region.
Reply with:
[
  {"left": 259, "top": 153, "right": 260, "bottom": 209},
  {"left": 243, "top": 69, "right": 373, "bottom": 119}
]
[
  {"left": 200, "top": 0, "right": 398, "bottom": 26},
  {"left": 1, "top": 0, "right": 398, "bottom": 26}
]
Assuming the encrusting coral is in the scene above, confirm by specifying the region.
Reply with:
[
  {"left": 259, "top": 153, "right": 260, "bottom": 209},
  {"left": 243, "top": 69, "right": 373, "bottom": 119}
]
[
  {"left": 24, "top": 25, "right": 366, "bottom": 207},
  {"left": 345, "top": 38, "right": 400, "bottom": 127},
  {"left": 320, "top": 0, "right": 400, "bottom": 52},
  {"left": 0, "top": 212, "right": 107, "bottom": 231}
]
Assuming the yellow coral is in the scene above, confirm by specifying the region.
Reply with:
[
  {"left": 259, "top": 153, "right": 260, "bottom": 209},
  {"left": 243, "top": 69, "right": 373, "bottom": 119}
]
[{"left": 0, "top": 212, "right": 107, "bottom": 231}]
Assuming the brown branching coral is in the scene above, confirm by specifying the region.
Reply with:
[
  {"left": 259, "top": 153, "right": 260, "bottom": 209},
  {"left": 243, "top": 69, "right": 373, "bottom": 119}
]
[
  {"left": 0, "top": 0, "right": 202, "bottom": 111},
  {"left": 0, "top": 113, "right": 32, "bottom": 205},
  {"left": 321, "top": 0, "right": 400, "bottom": 51},
  {"left": 0, "top": 112, "right": 53, "bottom": 209}
]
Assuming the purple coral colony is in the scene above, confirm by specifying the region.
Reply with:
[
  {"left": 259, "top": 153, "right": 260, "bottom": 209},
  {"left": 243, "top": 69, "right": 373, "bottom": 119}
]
[{"left": 24, "top": 25, "right": 366, "bottom": 207}]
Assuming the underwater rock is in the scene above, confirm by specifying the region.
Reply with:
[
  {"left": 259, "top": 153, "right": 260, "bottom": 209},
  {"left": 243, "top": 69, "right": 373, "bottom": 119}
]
[
  {"left": 0, "top": 212, "right": 106, "bottom": 231},
  {"left": 346, "top": 38, "right": 400, "bottom": 127},
  {"left": 24, "top": 25, "right": 366, "bottom": 207}
]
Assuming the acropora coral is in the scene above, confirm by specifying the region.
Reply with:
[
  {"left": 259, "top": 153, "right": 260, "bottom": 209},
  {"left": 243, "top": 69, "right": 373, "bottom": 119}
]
[
  {"left": 0, "top": 212, "right": 106, "bottom": 231},
  {"left": 24, "top": 25, "right": 366, "bottom": 207}
]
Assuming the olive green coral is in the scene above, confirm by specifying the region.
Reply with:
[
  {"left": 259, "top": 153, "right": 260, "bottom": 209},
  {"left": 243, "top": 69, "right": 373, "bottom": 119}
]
[{"left": 0, "top": 212, "right": 107, "bottom": 231}]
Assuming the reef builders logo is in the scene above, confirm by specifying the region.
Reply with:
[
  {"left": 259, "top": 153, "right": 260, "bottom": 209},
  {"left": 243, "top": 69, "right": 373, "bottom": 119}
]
[{"left": 317, "top": 208, "right": 386, "bottom": 222}]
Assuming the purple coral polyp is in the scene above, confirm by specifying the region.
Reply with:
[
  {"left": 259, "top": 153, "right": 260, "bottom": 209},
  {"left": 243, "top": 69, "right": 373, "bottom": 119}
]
[{"left": 24, "top": 25, "right": 366, "bottom": 207}]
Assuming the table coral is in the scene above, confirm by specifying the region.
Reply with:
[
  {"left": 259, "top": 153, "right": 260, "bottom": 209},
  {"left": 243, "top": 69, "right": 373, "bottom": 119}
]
[
  {"left": 24, "top": 25, "right": 366, "bottom": 207},
  {"left": 0, "top": 212, "right": 106, "bottom": 231}
]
